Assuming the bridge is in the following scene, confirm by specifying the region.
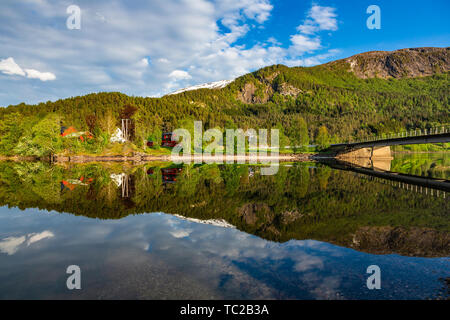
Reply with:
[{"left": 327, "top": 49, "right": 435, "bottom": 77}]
[
  {"left": 329, "top": 125, "right": 450, "bottom": 159},
  {"left": 323, "top": 159, "right": 449, "bottom": 196}
]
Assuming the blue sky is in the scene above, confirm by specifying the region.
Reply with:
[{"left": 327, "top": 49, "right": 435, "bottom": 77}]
[{"left": 0, "top": 0, "right": 448, "bottom": 107}]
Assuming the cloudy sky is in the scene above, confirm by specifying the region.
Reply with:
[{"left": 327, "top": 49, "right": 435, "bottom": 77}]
[{"left": 0, "top": 0, "right": 448, "bottom": 106}]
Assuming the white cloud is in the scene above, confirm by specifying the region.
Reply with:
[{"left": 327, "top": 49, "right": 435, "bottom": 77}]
[
  {"left": 286, "top": 5, "right": 338, "bottom": 60},
  {"left": 294, "top": 256, "right": 324, "bottom": 271},
  {"left": 170, "top": 230, "right": 192, "bottom": 238},
  {"left": 297, "top": 23, "right": 317, "bottom": 35},
  {"left": 0, "top": 0, "right": 340, "bottom": 105},
  {"left": 27, "top": 231, "right": 55, "bottom": 246},
  {"left": 0, "top": 236, "right": 26, "bottom": 255},
  {"left": 290, "top": 34, "right": 321, "bottom": 54},
  {"left": 297, "top": 5, "right": 338, "bottom": 35},
  {"left": 266, "top": 37, "right": 281, "bottom": 46},
  {"left": 25, "top": 68, "right": 56, "bottom": 81},
  {"left": 0, "top": 57, "right": 55, "bottom": 81},
  {"left": 217, "top": 0, "right": 273, "bottom": 24},
  {"left": 0, "top": 230, "right": 55, "bottom": 255},
  {"left": 309, "top": 5, "right": 338, "bottom": 31},
  {"left": 139, "top": 58, "right": 149, "bottom": 67},
  {"left": 0, "top": 57, "right": 26, "bottom": 76},
  {"left": 169, "top": 70, "right": 192, "bottom": 80},
  {"left": 242, "top": 0, "right": 273, "bottom": 23}
]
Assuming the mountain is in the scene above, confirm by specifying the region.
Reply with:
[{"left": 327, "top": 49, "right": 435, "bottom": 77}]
[
  {"left": 328, "top": 47, "right": 449, "bottom": 79},
  {"left": 0, "top": 47, "right": 448, "bottom": 157},
  {"left": 233, "top": 46, "right": 450, "bottom": 104}
]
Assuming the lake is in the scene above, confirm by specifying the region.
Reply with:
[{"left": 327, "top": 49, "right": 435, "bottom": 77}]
[{"left": 0, "top": 153, "right": 448, "bottom": 299}]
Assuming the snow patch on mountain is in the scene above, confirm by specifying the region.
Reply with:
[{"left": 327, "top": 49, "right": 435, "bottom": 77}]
[
  {"left": 167, "top": 79, "right": 233, "bottom": 95},
  {"left": 173, "top": 214, "right": 236, "bottom": 229}
]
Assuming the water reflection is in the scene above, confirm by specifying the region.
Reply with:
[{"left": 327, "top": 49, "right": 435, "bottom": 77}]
[
  {"left": 0, "top": 230, "right": 54, "bottom": 255},
  {"left": 342, "top": 152, "right": 450, "bottom": 180},
  {"left": 0, "top": 207, "right": 448, "bottom": 299},
  {"left": 0, "top": 160, "right": 448, "bottom": 256},
  {"left": 326, "top": 159, "right": 449, "bottom": 196},
  {"left": 392, "top": 153, "right": 449, "bottom": 179},
  {"left": 0, "top": 159, "right": 448, "bottom": 299}
]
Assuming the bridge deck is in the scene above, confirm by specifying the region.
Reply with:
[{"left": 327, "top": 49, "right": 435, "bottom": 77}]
[{"left": 330, "top": 132, "right": 450, "bottom": 152}]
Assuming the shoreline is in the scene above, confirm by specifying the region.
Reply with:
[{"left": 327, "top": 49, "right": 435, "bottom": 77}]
[
  {"left": 1, "top": 150, "right": 448, "bottom": 163},
  {"left": 0, "top": 153, "right": 314, "bottom": 163}
]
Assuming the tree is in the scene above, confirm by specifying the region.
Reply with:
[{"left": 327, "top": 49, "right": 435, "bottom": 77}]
[
  {"left": 288, "top": 115, "right": 309, "bottom": 152},
  {"left": 85, "top": 114, "right": 97, "bottom": 133},
  {"left": 275, "top": 123, "right": 290, "bottom": 149},
  {"left": 120, "top": 105, "right": 138, "bottom": 119},
  {"left": 0, "top": 112, "right": 29, "bottom": 155},
  {"left": 14, "top": 114, "right": 62, "bottom": 157},
  {"left": 98, "top": 109, "right": 116, "bottom": 135},
  {"left": 316, "top": 125, "right": 330, "bottom": 151}
]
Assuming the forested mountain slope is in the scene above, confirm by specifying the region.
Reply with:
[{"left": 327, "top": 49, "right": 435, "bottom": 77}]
[{"left": 0, "top": 47, "right": 448, "bottom": 156}]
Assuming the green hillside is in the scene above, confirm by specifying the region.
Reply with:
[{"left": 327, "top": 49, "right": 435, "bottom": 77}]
[{"left": 0, "top": 49, "right": 449, "bottom": 157}]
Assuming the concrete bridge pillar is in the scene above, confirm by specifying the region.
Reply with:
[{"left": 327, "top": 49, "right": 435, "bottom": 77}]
[
  {"left": 337, "top": 147, "right": 372, "bottom": 159},
  {"left": 371, "top": 146, "right": 392, "bottom": 159},
  {"left": 371, "top": 146, "right": 392, "bottom": 171},
  {"left": 336, "top": 146, "right": 392, "bottom": 170},
  {"left": 337, "top": 146, "right": 392, "bottom": 160}
]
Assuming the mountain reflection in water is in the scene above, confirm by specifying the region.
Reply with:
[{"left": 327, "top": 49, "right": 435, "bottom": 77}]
[{"left": 0, "top": 156, "right": 448, "bottom": 299}]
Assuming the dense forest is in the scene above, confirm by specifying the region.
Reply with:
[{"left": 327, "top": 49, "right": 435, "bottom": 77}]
[{"left": 0, "top": 53, "right": 449, "bottom": 157}]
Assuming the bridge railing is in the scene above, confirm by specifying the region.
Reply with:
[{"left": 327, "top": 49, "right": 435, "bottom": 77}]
[
  {"left": 353, "top": 172, "right": 447, "bottom": 199},
  {"left": 346, "top": 124, "right": 450, "bottom": 144}
]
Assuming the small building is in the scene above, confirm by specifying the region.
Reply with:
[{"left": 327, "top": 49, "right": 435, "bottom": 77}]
[
  {"left": 161, "top": 132, "right": 177, "bottom": 147},
  {"left": 61, "top": 126, "right": 77, "bottom": 137},
  {"left": 61, "top": 126, "right": 93, "bottom": 141}
]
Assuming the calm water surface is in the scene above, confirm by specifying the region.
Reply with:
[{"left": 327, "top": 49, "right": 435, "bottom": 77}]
[{"left": 0, "top": 155, "right": 448, "bottom": 299}]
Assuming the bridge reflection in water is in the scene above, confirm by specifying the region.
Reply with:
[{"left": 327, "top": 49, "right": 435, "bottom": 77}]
[{"left": 324, "top": 159, "right": 449, "bottom": 199}]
